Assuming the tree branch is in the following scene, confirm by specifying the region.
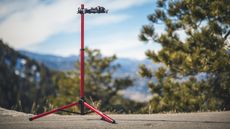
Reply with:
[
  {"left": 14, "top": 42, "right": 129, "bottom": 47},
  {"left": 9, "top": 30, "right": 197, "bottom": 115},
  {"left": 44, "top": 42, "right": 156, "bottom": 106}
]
[{"left": 224, "top": 30, "right": 230, "bottom": 39}]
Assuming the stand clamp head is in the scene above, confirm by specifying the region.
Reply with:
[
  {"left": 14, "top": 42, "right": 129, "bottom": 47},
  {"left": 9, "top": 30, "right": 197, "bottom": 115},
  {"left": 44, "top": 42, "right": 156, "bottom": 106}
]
[{"left": 78, "top": 6, "right": 108, "bottom": 14}]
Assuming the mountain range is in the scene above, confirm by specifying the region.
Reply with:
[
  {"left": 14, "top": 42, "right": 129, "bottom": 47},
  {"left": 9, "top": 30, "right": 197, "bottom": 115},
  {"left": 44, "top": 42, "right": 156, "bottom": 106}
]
[
  {"left": 19, "top": 50, "right": 162, "bottom": 102},
  {"left": 19, "top": 50, "right": 78, "bottom": 71}
]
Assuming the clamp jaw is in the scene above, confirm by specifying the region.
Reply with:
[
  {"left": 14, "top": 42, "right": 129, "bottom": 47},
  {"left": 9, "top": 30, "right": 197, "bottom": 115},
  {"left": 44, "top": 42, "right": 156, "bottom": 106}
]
[{"left": 78, "top": 6, "right": 108, "bottom": 14}]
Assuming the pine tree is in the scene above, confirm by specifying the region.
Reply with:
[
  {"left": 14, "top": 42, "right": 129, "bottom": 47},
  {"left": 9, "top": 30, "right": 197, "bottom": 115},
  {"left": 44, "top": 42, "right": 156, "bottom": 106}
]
[
  {"left": 139, "top": 0, "right": 230, "bottom": 112},
  {"left": 0, "top": 40, "right": 56, "bottom": 113},
  {"left": 50, "top": 48, "right": 134, "bottom": 113}
]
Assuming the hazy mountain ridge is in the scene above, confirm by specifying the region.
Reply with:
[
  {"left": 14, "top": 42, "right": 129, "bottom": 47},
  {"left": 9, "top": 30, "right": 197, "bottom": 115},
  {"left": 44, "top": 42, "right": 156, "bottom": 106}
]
[
  {"left": 19, "top": 50, "right": 161, "bottom": 74},
  {"left": 19, "top": 50, "right": 78, "bottom": 71},
  {"left": 19, "top": 50, "right": 162, "bottom": 102}
]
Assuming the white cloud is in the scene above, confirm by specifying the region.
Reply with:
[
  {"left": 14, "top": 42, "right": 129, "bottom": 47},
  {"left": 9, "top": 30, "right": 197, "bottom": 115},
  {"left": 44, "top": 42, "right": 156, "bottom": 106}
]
[
  {"left": 0, "top": 0, "right": 151, "bottom": 49},
  {"left": 0, "top": 0, "right": 38, "bottom": 17},
  {"left": 88, "top": 14, "right": 130, "bottom": 26},
  {"left": 88, "top": 30, "right": 161, "bottom": 60},
  {"left": 0, "top": 0, "right": 78, "bottom": 48},
  {"left": 93, "top": 39, "right": 144, "bottom": 59},
  {"left": 86, "top": 0, "right": 150, "bottom": 12}
]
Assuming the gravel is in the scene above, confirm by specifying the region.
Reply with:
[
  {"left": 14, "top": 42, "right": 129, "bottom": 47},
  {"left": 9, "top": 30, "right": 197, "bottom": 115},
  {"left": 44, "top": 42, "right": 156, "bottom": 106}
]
[{"left": 0, "top": 107, "right": 229, "bottom": 129}]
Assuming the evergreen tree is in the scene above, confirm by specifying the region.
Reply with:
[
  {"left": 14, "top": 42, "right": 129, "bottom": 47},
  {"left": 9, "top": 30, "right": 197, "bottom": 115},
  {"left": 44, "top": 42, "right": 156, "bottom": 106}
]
[
  {"left": 0, "top": 40, "right": 56, "bottom": 113},
  {"left": 139, "top": 0, "right": 230, "bottom": 112},
  {"left": 50, "top": 48, "right": 135, "bottom": 113}
]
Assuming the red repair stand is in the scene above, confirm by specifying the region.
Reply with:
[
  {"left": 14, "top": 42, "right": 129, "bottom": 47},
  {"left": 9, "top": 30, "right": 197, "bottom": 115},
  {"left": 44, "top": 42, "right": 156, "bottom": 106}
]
[{"left": 29, "top": 4, "right": 115, "bottom": 123}]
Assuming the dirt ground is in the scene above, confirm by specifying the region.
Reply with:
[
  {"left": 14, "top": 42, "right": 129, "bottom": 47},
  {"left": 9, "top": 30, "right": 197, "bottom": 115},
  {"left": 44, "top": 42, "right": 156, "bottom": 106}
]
[{"left": 0, "top": 107, "right": 229, "bottom": 129}]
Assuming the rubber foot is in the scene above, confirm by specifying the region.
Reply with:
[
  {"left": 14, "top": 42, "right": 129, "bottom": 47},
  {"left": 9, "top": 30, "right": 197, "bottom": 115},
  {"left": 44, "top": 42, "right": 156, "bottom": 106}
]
[
  {"left": 112, "top": 120, "right": 116, "bottom": 124},
  {"left": 101, "top": 118, "right": 116, "bottom": 124}
]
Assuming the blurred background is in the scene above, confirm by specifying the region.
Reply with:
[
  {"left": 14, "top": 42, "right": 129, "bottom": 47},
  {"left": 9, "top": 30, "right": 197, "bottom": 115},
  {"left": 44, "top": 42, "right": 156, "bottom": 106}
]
[{"left": 0, "top": 0, "right": 229, "bottom": 114}]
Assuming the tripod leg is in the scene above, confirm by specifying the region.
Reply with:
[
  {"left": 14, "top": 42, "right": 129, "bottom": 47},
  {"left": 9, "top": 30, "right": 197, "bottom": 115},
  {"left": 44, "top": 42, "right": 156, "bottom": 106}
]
[
  {"left": 29, "top": 102, "right": 79, "bottom": 121},
  {"left": 83, "top": 102, "right": 116, "bottom": 123}
]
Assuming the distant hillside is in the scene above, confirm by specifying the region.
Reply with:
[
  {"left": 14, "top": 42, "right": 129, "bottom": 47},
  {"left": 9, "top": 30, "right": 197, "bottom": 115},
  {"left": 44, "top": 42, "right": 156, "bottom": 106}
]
[
  {"left": 19, "top": 50, "right": 78, "bottom": 71},
  {"left": 19, "top": 50, "right": 162, "bottom": 102},
  {"left": 19, "top": 50, "right": 161, "bottom": 74},
  {"left": 0, "top": 40, "right": 56, "bottom": 113}
]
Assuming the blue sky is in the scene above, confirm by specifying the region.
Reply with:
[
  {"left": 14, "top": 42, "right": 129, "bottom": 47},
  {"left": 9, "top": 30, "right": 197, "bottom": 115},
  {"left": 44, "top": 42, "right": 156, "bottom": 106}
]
[{"left": 0, "top": 0, "right": 162, "bottom": 60}]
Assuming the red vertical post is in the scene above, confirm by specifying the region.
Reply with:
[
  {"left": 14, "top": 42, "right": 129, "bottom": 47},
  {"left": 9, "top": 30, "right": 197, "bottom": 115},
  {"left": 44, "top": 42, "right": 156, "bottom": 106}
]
[{"left": 80, "top": 4, "right": 84, "bottom": 98}]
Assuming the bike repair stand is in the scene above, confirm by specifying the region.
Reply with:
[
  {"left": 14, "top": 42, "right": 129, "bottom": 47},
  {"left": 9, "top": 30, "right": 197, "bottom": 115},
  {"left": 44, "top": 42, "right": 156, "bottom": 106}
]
[{"left": 29, "top": 4, "right": 116, "bottom": 123}]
